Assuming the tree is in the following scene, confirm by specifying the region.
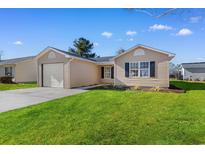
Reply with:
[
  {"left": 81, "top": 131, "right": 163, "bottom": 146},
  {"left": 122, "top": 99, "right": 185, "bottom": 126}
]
[
  {"left": 68, "top": 37, "right": 96, "bottom": 58},
  {"left": 129, "top": 9, "right": 205, "bottom": 21},
  {"left": 0, "top": 50, "right": 3, "bottom": 61},
  {"left": 169, "top": 62, "right": 182, "bottom": 79},
  {"left": 116, "top": 48, "right": 125, "bottom": 55}
]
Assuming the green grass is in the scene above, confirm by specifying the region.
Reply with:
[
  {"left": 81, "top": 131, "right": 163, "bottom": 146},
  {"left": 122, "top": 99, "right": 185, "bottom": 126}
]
[
  {"left": 0, "top": 82, "right": 37, "bottom": 91},
  {"left": 0, "top": 81, "right": 205, "bottom": 144},
  {"left": 170, "top": 80, "right": 205, "bottom": 91}
]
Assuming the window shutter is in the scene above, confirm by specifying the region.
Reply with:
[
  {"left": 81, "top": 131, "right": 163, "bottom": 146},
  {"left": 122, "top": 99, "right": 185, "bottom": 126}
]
[
  {"left": 111, "top": 67, "right": 114, "bottom": 79},
  {"left": 150, "top": 61, "right": 155, "bottom": 77},
  {"left": 125, "top": 63, "right": 129, "bottom": 77},
  {"left": 101, "top": 67, "right": 104, "bottom": 78}
]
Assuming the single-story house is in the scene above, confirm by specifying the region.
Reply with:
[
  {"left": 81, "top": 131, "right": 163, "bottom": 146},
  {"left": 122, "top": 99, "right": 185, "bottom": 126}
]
[
  {"left": 181, "top": 62, "right": 205, "bottom": 81},
  {"left": 36, "top": 44, "right": 175, "bottom": 88},
  {"left": 0, "top": 44, "right": 175, "bottom": 88},
  {"left": 0, "top": 56, "right": 37, "bottom": 82}
]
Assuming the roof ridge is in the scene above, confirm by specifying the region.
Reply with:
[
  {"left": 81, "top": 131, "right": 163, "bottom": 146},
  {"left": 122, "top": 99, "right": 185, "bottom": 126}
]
[
  {"left": 0, "top": 55, "right": 35, "bottom": 61},
  {"left": 48, "top": 46, "right": 97, "bottom": 62},
  {"left": 182, "top": 62, "right": 205, "bottom": 64},
  {"left": 137, "top": 44, "right": 175, "bottom": 56}
]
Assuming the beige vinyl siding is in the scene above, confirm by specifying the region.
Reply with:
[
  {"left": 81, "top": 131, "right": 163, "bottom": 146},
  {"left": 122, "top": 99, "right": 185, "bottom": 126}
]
[
  {"left": 99, "top": 65, "right": 114, "bottom": 84},
  {"left": 37, "top": 50, "right": 70, "bottom": 88},
  {"left": 15, "top": 60, "right": 37, "bottom": 82},
  {"left": 70, "top": 59, "right": 100, "bottom": 88},
  {"left": 0, "top": 66, "right": 4, "bottom": 76},
  {"left": 101, "top": 78, "right": 114, "bottom": 84},
  {"left": 0, "top": 65, "right": 15, "bottom": 77},
  {"left": 114, "top": 47, "right": 171, "bottom": 88}
]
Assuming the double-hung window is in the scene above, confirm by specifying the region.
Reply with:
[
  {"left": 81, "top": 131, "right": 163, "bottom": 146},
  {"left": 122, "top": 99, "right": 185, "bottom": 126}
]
[
  {"left": 130, "top": 63, "right": 138, "bottom": 77},
  {"left": 104, "top": 66, "right": 111, "bottom": 78},
  {"left": 5, "top": 67, "right": 12, "bottom": 76},
  {"left": 129, "top": 62, "right": 150, "bottom": 78},
  {"left": 140, "top": 62, "right": 149, "bottom": 77}
]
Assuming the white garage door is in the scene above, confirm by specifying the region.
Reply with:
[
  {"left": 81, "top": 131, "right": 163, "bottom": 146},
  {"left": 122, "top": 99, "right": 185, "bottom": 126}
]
[{"left": 43, "top": 63, "right": 64, "bottom": 88}]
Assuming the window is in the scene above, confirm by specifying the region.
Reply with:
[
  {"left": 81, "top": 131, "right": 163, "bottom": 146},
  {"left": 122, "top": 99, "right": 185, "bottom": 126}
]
[
  {"left": 104, "top": 67, "right": 111, "bottom": 78},
  {"left": 140, "top": 62, "right": 149, "bottom": 77},
  {"left": 129, "top": 62, "right": 150, "bottom": 78},
  {"left": 5, "top": 67, "right": 12, "bottom": 76},
  {"left": 130, "top": 62, "right": 138, "bottom": 77}
]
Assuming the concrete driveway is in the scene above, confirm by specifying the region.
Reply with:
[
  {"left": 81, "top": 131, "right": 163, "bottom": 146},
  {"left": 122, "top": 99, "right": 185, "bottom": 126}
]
[{"left": 0, "top": 87, "right": 86, "bottom": 113}]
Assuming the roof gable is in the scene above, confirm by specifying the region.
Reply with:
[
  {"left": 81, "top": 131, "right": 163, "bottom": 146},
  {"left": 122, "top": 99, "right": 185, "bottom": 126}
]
[
  {"left": 112, "top": 44, "right": 175, "bottom": 60},
  {"left": 35, "top": 47, "right": 98, "bottom": 64}
]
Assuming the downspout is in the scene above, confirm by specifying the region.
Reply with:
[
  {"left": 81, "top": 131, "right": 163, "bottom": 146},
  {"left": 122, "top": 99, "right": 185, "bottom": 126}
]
[
  {"left": 113, "top": 60, "right": 116, "bottom": 86},
  {"left": 67, "top": 58, "right": 74, "bottom": 89}
]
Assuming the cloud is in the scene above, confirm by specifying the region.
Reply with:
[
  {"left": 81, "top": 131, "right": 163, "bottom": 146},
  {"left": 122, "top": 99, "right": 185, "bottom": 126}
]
[
  {"left": 128, "top": 38, "right": 134, "bottom": 41},
  {"left": 196, "top": 57, "right": 204, "bottom": 61},
  {"left": 13, "top": 41, "right": 23, "bottom": 45},
  {"left": 101, "top": 32, "right": 113, "bottom": 38},
  {"left": 126, "top": 31, "right": 137, "bottom": 36},
  {"left": 149, "top": 24, "right": 173, "bottom": 31},
  {"left": 94, "top": 42, "right": 99, "bottom": 47},
  {"left": 176, "top": 28, "right": 193, "bottom": 36},
  {"left": 190, "top": 16, "right": 202, "bottom": 23}
]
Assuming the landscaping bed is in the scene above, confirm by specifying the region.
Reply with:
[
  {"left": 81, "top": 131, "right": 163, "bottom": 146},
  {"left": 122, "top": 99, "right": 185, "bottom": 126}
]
[{"left": 88, "top": 84, "right": 185, "bottom": 93}]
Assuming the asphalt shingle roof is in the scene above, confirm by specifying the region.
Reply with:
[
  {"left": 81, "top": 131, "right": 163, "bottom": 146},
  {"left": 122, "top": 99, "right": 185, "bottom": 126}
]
[
  {"left": 182, "top": 62, "right": 205, "bottom": 73},
  {"left": 91, "top": 56, "right": 114, "bottom": 62},
  {"left": 0, "top": 56, "right": 35, "bottom": 65},
  {"left": 50, "top": 47, "right": 114, "bottom": 62},
  {"left": 182, "top": 62, "right": 205, "bottom": 68}
]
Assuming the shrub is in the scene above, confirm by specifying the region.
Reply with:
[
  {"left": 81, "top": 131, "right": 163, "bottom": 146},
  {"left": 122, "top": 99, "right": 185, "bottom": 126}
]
[
  {"left": 151, "top": 86, "right": 161, "bottom": 92},
  {"left": 195, "top": 78, "right": 200, "bottom": 81},
  {"left": 133, "top": 85, "right": 141, "bottom": 90},
  {"left": 0, "top": 76, "right": 14, "bottom": 84}
]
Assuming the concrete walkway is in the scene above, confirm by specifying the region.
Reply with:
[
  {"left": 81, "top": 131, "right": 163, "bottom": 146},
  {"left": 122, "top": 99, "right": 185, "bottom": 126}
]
[{"left": 0, "top": 87, "right": 86, "bottom": 113}]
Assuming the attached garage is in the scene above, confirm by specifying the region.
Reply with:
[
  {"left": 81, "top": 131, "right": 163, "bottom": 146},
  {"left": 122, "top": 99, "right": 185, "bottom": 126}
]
[
  {"left": 36, "top": 47, "right": 71, "bottom": 89},
  {"left": 42, "top": 63, "right": 64, "bottom": 88},
  {"left": 36, "top": 47, "right": 100, "bottom": 89}
]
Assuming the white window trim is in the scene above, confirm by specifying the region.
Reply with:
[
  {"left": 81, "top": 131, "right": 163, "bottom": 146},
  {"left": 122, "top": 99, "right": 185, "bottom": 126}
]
[
  {"left": 129, "top": 61, "right": 150, "bottom": 78},
  {"left": 104, "top": 66, "right": 112, "bottom": 79},
  {"left": 5, "top": 67, "right": 13, "bottom": 76}
]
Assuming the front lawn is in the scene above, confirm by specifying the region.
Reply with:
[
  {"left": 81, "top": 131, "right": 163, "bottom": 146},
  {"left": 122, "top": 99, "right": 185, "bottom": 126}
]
[
  {"left": 0, "top": 81, "right": 204, "bottom": 144},
  {"left": 0, "top": 82, "right": 37, "bottom": 91}
]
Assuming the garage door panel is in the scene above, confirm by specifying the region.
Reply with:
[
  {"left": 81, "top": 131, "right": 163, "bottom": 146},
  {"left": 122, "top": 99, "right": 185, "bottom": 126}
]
[{"left": 43, "top": 63, "right": 64, "bottom": 88}]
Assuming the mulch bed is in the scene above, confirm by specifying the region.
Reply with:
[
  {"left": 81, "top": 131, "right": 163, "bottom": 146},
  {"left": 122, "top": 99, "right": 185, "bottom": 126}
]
[
  {"left": 141, "top": 87, "right": 185, "bottom": 93},
  {"left": 89, "top": 84, "right": 185, "bottom": 93}
]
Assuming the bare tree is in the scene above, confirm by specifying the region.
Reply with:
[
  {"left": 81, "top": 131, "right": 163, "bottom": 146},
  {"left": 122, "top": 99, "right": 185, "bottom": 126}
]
[
  {"left": 129, "top": 8, "right": 205, "bottom": 21},
  {"left": 0, "top": 50, "right": 3, "bottom": 61},
  {"left": 169, "top": 62, "right": 182, "bottom": 79},
  {"left": 116, "top": 48, "right": 125, "bottom": 55},
  {"left": 133, "top": 8, "right": 177, "bottom": 18}
]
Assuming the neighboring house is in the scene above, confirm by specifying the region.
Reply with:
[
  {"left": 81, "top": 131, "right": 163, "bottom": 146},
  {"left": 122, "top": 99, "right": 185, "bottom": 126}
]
[
  {"left": 36, "top": 44, "right": 175, "bottom": 88},
  {"left": 0, "top": 56, "right": 37, "bottom": 82},
  {"left": 181, "top": 62, "right": 205, "bottom": 81}
]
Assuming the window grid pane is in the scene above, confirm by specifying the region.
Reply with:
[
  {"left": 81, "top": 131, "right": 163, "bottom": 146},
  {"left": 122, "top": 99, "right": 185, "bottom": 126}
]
[
  {"left": 129, "top": 62, "right": 150, "bottom": 78},
  {"left": 140, "top": 62, "right": 149, "bottom": 77},
  {"left": 5, "top": 67, "right": 12, "bottom": 76},
  {"left": 130, "top": 62, "right": 138, "bottom": 77},
  {"left": 140, "top": 62, "right": 149, "bottom": 69},
  {"left": 104, "top": 67, "right": 111, "bottom": 78}
]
